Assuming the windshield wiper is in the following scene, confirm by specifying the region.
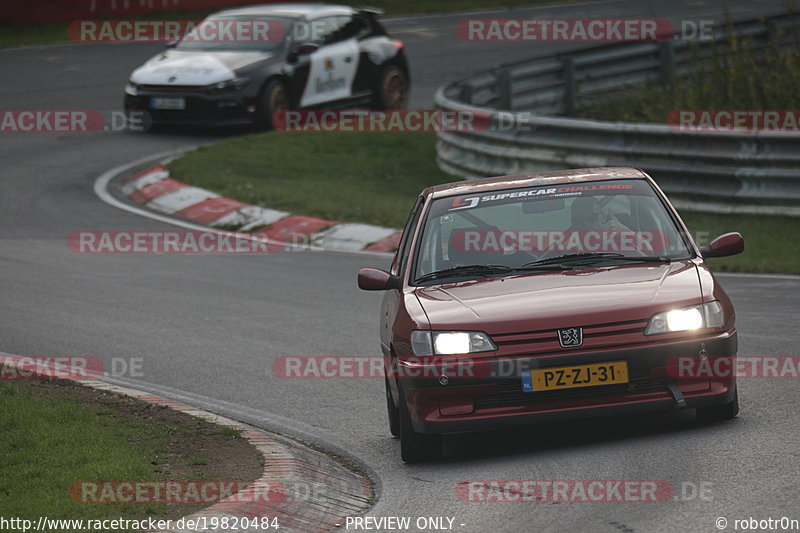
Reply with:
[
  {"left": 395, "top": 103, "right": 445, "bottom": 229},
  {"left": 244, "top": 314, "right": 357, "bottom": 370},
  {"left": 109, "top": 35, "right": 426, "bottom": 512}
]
[
  {"left": 521, "top": 252, "right": 671, "bottom": 268},
  {"left": 598, "top": 255, "right": 672, "bottom": 264},
  {"left": 414, "top": 263, "right": 565, "bottom": 283},
  {"left": 414, "top": 264, "right": 513, "bottom": 283}
]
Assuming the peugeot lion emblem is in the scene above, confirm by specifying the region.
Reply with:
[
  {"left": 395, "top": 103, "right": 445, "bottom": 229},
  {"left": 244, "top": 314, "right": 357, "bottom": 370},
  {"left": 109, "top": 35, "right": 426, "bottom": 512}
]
[{"left": 558, "top": 327, "right": 583, "bottom": 348}]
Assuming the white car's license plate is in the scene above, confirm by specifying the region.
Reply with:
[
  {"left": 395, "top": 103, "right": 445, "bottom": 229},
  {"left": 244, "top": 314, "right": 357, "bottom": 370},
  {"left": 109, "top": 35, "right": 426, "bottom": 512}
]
[{"left": 149, "top": 97, "right": 186, "bottom": 110}]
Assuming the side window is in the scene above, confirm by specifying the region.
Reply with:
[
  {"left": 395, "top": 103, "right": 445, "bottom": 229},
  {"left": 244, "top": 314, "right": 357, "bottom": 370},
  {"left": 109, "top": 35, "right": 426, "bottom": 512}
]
[
  {"left": 391, "top": 197, "right": 425, "bottom": 277},
  {"left": 302, "top": 16, "right": 343, "bottom": 46},
  {"left": 329, "top": 14, "right": 368, "bottom": 42}
]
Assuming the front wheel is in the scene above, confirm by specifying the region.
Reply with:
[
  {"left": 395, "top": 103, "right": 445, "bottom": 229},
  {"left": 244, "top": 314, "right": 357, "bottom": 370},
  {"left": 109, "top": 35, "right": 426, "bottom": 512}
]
[
  {"left": 373, "top": 65, "right": 409, "bottom": 110},
  {"left": 256, "top": 79, "right": 289, "bottom": 130},
  {"left": 696, "top": 389, "right": 739, "bottom": 423},
  {"left": 399, "top": 388, "right": 441, "bottom": 463}
]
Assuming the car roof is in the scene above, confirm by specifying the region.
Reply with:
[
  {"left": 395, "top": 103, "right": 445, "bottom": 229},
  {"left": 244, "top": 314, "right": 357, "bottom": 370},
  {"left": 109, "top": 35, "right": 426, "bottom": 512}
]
[
  {"left": 423, "top": 167, "right": 650, "bottom": 199},
  {"left": 212, "top": 3, "right": 355, "bottom": 19}
]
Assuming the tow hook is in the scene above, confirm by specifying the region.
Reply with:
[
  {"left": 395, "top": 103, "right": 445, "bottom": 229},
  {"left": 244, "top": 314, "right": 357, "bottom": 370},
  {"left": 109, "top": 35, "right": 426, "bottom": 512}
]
[{"left": 665, "top": 380, "right": 688, "bottom": 408}]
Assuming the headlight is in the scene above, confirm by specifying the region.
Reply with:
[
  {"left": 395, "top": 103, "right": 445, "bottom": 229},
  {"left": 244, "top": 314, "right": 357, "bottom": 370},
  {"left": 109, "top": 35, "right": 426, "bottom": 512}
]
[
  {"left": 207, "top": 77, "right": 251, "bottom": 93},
  {"left": 644, "top": 301, "right": 725, "bottom": 335},
  {"left": 125, "top": 81, "right": 140, "bottom": 96},
  {"left": 410, "top": 330, "right": 497, "bottom": 356}
]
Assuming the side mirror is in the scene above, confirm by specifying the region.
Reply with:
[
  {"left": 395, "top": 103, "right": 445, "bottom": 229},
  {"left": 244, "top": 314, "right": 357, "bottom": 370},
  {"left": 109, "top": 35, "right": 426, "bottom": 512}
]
[
  {"left": 358, "top": 268, "right": 398, "bottom": 291},
  {"left": 700, "top": 232, "right": 744, "bottom": 258}
]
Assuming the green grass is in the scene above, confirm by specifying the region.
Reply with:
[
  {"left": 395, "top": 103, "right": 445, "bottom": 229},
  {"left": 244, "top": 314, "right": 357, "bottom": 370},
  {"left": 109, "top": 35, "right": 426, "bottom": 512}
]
[
  {"left": 0, "top": 381, "right": 167, "bottom": 522},
  {"left": 0, "top": 24, "right": 68, "bottom": 48},
  {"left": 170, "top": 131, "right": 454, "bottom": 228},
  {"left": 169, "top": 130, "right": 799, "bottom": 274},
  {"left": 679, "top": 211, "right": 800, "bottom": 275},
  {"left": 0, "top": 380, "right": 251, "bottom": 529},
  {"left": 1, "top": 0, "right": 579, "bottom": 49}
]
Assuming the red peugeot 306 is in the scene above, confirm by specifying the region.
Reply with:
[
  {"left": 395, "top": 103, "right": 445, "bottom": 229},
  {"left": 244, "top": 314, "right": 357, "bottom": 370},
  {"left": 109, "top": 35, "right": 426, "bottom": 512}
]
[{"left": 358, "top": 167, "right": 744, "bottom": 463}]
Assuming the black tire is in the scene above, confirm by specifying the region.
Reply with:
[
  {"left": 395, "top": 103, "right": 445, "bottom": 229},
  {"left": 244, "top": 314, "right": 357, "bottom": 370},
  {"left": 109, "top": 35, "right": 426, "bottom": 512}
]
[
  {"left": 257, "top": 78, "right": 289, "bottom": 130},
  {"left": 373, "top": 64, "right": 409, "bottom": 110},
  {"left": 696, "top": 389, "right": 739, "bottom": 423},
  {"left": 398, "top": 388, "right": 441, "bottom": 463},
  {"left": 385, "top": 377, "right": 400, "bottom": 437}
]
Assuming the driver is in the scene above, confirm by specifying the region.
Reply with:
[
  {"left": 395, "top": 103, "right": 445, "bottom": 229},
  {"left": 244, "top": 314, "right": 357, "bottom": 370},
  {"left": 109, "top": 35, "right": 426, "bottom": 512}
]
[{"left": 569, "top": 196, "right": 631, "bottom": 231}]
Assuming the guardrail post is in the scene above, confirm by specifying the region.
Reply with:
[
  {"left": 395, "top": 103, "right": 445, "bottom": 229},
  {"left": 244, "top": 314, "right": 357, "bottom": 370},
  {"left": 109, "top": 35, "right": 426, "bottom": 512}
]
[
  {"left": 659, "top": 40, "right": 675, "bottom": 80},
  {"left": 561, "top": 56, "right": 576, "bottom": 115},
  {"left": 495, "top": 69, "right": 512, "bottom": 110}
]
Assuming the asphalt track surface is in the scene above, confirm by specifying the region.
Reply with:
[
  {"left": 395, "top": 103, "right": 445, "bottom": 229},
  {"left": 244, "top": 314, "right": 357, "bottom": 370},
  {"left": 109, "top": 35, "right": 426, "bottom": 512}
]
[{"left": 1, "top": 1, "right": 799, "bottom": 532}]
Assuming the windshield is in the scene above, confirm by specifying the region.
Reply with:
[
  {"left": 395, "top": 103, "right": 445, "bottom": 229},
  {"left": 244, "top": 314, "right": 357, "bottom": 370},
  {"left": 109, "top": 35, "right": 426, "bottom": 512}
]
[
  {"left": 176, "top": 15, "right": 293, "bottom": 52},
  {"left": 413, "top": 179, "right": 693, "bottom": 282}
]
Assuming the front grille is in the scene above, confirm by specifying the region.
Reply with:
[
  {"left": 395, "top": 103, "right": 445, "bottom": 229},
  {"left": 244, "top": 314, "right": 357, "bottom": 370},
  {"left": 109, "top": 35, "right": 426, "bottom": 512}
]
[
  {"left": 140, "top": 85, "right": 207, "bottom": 92},
  {"left": 491, "top": 319, "right": 650, "bottom": 357}
]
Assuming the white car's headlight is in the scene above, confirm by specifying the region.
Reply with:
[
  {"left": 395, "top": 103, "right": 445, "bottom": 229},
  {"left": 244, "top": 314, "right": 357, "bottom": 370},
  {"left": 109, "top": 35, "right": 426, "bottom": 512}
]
[
  {"left": 410, "top": 330, "right": 497, "bottom": 356},
  {"left": 644, "top": 301, "right": 725, "bottom": 335},
  {"left": 125, "top": 81, "right": 140, "bottom": 96},
  {"left": 207, "top": 76, "right": 251, "bottom": 92}
]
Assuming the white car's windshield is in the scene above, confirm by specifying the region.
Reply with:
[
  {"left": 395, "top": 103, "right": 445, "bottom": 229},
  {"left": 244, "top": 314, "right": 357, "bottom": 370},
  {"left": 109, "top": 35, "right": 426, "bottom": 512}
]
[{"left": 413, "top": 179, "right": 693, "bottom": 281}]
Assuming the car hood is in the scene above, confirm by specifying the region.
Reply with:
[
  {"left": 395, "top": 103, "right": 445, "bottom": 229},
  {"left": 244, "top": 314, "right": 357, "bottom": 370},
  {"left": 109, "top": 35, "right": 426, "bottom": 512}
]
[
  {"left": 414, "top": 261, "right": 701, "bottom": 334},
  {"left": 130, "top": 49, "right": 275, "bottom": 85}
]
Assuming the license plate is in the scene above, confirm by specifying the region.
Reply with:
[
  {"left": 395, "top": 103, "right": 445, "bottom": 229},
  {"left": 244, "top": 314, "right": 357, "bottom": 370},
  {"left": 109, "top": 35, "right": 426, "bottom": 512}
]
[
  {"left": 522, "top": 361, "right": 628, "bottom": 392},
  {"left": 149, "top": 97, "right": 185, "bottom": 110}
]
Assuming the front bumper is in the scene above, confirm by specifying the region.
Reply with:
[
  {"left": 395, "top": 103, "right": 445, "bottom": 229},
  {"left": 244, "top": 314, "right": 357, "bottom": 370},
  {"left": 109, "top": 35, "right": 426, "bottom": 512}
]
[
  {"left": 396, "top": 331, "right": 737, "bottom": 434},
  {"left": 124, "top": 88, "right": 258, "bottom": 126}
]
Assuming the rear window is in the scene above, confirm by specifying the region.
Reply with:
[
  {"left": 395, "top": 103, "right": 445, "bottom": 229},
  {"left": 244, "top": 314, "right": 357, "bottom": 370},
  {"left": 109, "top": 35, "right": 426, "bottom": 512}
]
[{"left": 413, "top": 179, "right": 693, "bottom": 280}]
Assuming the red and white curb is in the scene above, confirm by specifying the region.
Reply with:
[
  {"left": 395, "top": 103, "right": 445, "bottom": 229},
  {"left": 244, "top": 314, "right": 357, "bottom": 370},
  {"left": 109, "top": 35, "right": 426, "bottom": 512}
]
[
  {"left": 1, "top": 354, "right": 373, "bottom": 533},
  {"left": 121, "top": 165, "right": 402, "bottom": 253}
]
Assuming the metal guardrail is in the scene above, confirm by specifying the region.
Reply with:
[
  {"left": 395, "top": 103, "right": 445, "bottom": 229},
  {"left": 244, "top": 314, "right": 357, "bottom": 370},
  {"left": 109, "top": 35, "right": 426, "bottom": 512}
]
[{"left": 434, "top": 14, "right": 800, "bottom": 212}]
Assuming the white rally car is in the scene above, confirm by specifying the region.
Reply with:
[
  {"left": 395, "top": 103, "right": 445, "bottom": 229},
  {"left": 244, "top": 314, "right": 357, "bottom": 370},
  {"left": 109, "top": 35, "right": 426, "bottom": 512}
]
[{"left": 124, "top": 3, "right": 409, "bottom": 127}]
